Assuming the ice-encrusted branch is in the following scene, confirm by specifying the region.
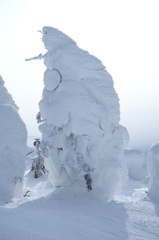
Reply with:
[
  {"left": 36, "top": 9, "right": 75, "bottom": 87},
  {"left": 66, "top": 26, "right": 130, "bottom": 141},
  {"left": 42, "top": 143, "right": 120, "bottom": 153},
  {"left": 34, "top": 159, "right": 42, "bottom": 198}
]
[
  {"left": 25, "top": 53, "right": 44, "bottom": 61},
  {"left": 52, "top": 68, "right": 63, "bottom": 91}
]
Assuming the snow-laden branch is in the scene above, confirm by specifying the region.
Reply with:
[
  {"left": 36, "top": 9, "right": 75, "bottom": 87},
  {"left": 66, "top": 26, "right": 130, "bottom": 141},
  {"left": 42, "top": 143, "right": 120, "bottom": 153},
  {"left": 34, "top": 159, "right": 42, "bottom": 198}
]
[{"left": 25, "top": 53, "right": 44, "bottom": 62}]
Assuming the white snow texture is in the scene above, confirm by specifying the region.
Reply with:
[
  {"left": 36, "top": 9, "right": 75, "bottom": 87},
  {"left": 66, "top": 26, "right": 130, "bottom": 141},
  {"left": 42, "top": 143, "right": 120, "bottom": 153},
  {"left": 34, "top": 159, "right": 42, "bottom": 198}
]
[
  {"left": 147, "top": 143, "right": 159, "bottom": 201},
  {"left": 123, "top": 148, "right": 147, "bottom": 181},
  {"left": 38, "top": 26, "right": 129, "bottom": 201},
  {"left": 0, "top": 76, "right": 27, "bottom": 202}
]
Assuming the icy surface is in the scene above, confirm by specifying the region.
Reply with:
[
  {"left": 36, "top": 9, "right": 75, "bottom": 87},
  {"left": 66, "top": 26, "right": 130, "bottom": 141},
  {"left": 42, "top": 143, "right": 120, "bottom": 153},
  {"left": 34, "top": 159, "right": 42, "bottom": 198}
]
[
  {"left": 123, "top": 148, "right": 148, "bottom": 181},
  {"left": 37, "top": 27, "right": 129, "bottom": 201},
  {"left": 147, "top": 143, "right": 159, "bottom": 201},
  {"left": 0, "top": 76, "right": 27, "bottom": 203}
]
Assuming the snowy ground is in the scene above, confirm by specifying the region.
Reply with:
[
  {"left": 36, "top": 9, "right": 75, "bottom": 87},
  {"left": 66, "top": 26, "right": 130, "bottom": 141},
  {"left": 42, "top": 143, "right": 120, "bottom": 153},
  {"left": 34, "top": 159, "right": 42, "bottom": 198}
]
[{"left": 0, "top": 158, "right": 159, "bottom": 240}]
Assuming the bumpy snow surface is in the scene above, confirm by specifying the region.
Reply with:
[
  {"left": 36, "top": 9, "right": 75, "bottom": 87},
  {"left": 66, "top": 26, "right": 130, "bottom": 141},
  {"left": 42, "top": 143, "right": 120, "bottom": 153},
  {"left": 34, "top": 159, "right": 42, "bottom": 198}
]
[
  {"left": 0, "top": 164, "right": 159, "bottom": 240},
  {"left": 37, "top": 26, "right": 129, "bottom": 201},
  {"left": 0, "top": 76, "right": 27, "bottom": 203}
]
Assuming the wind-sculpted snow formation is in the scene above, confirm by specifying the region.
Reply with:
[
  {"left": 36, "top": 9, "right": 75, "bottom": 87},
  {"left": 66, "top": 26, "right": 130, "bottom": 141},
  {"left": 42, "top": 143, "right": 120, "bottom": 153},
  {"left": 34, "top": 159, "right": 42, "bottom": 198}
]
[
  {"left": 37, "top": 27, "right": 129, "bottom": 201},
  {"left": 0, "top": 76, "right": 27, "bottom": 203}
]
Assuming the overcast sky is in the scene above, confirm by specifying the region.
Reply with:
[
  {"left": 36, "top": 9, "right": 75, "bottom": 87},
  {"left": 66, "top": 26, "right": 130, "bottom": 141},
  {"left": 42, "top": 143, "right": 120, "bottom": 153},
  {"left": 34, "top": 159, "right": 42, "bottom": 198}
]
[{"left": 0, "top": 0, "right": 159, "bottom": 149}]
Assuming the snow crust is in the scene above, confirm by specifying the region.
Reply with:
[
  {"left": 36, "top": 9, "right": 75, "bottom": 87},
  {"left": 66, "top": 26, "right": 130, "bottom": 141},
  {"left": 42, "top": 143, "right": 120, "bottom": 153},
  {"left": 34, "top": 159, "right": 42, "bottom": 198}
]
[
  {"left": 37, "top": 27, "right": 129, "bottom": 201},
  {"left": 0, "top": 76, "right": 27, "bottom": 203},
  {"left": 147, "top": 143, "right": 159, "bottom": 201},
  {"left": 123, "top": 148, "right": 147, "bottom": 181}
]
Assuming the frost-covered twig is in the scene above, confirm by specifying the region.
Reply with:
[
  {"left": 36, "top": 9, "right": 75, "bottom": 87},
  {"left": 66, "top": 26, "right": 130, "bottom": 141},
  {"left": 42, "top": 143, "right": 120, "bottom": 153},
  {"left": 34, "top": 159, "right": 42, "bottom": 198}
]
[
  {"left": 23, "top": 190, "right": 31, "bottom": 197},
  {"left": 26, "top": 150, "right": 35, "bottom": 156},
  {"left": 25, "top": 53, "right": 44, "bottom": 61}
]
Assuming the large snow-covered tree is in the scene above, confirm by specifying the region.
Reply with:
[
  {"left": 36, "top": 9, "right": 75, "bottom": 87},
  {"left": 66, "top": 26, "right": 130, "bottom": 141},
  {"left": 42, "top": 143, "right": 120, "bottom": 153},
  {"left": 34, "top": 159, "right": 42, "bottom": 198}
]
[
  {"left": 0, "top": 76, "right": 27, "bottom": 203},
  {"left": 31, "top": 27, "right": 129, "bottom": 201}
]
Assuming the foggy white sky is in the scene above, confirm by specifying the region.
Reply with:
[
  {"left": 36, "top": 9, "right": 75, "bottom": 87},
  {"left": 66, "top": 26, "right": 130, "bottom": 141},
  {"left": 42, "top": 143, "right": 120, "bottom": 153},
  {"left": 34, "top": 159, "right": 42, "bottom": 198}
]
[{"left": 0, "top": 0, "right": 159, "bottom": 149}]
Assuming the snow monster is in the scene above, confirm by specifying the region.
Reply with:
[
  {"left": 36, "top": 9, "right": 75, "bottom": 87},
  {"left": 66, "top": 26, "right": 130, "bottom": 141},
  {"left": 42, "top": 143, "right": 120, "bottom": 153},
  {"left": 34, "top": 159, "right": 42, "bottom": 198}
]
[
  {"left": 35, "top": 27, "right": 129, "bottom": 201},
  {"left": 0, "top": 76, "right": 27, "bottom": 203}
]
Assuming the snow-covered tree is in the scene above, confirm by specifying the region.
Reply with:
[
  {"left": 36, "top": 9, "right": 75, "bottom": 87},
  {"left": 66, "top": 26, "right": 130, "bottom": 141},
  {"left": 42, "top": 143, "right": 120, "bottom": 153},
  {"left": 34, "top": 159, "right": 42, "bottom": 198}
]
[
  {"left": 0, "top": 76, "right": 18, "bottom": 109},
  {"left": 0, "top": 76, "right": 27, "bottom": 203},
  {"left": 147, "top": 143, "right": 159, "bottom": 201},
  {"left": 123, "top": 148, "right": 147, "bottom": 181},
  {"left": 32, "top": 27, "right": 129, "bottom": 201},
  {"left": 29, "top": 139, "right": 48, "bottom": 178}
]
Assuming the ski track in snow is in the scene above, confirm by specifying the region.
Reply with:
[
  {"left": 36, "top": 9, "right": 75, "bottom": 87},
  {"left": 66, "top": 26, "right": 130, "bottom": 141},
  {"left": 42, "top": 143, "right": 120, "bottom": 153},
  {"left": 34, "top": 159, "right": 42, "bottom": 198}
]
[{"left": 0, "top": 172, "right": 159, "bottom": 240}]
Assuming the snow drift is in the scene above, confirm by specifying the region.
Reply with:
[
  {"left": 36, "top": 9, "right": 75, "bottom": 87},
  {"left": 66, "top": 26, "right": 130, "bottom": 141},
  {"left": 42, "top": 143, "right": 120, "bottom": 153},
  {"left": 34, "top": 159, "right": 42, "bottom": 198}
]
[
  {"left": 35, "top": 27, "right": 129, "bottom": 201},
  {"left": 147, "top": 143, "right": 159, "bottom": 201},
  {"left": 123, "top": 148, "right": 147, "bottom": 181},
  {"left": 0, "top": 76, "right": 27, "bottom": 203}
]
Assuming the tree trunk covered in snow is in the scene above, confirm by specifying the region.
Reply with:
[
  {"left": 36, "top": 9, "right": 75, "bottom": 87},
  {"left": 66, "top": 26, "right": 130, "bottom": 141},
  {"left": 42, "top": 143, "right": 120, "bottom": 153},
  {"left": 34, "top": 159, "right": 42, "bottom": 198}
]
[{"left": 35, "top": 27, "right": 129, "bottom": 201}]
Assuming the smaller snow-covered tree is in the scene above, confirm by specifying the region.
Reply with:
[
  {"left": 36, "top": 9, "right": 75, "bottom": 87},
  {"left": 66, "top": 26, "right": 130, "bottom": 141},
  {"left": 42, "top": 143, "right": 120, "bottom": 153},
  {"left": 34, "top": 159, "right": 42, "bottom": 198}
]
[
  {"left": 30, "top": 139, "right": 48, "bottom": 178},
  {"left": 147, "top": 143, "right": 159, "bottom": 201}
]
